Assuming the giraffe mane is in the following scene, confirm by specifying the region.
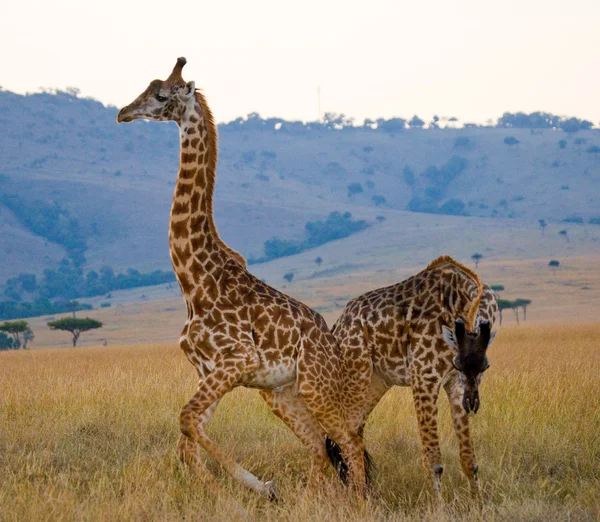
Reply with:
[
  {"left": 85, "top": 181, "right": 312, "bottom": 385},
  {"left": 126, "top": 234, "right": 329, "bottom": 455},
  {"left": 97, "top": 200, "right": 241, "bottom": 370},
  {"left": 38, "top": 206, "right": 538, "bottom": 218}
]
[
  {"left": 194, "top": 90, "right": 246, "bottom": 267},
  {"left": 425, "top": 255, "right": 483, "bottom": 330}
]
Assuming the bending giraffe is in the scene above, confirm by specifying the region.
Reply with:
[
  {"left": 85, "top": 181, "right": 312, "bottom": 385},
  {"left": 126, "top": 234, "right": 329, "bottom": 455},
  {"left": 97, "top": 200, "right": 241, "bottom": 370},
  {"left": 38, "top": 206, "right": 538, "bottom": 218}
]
[
  {"left": 331, "top": 255, "right": 499, "bottom": 501},
  {"left": 117, "top": 58, "right": 367, "bottom": 499}
]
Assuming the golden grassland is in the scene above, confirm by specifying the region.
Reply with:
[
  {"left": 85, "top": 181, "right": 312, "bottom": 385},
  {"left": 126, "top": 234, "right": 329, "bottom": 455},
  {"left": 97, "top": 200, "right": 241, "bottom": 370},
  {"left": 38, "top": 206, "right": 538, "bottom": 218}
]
[{"left": 1, "top": 324, "right": 599, "bottom": 521}]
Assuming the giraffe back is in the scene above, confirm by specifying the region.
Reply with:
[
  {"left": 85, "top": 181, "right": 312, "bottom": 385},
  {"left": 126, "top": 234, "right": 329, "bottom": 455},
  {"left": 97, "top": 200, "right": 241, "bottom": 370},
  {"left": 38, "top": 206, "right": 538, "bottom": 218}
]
[{"left": 332, "top": 257, "right": 498, "bottom": 387}]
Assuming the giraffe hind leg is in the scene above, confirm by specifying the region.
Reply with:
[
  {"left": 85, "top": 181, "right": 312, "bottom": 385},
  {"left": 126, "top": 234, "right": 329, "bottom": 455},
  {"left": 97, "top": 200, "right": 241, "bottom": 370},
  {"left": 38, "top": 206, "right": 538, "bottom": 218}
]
[{"left": 260, "top": 388, "right": 331, "bottom": 487}]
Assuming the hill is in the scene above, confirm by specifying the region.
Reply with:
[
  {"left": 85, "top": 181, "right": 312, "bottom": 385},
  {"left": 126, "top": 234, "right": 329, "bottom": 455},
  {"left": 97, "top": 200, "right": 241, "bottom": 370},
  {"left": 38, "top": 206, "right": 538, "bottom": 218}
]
[{"left": 1, "top": 89, "right": 599, "bottom": 291}]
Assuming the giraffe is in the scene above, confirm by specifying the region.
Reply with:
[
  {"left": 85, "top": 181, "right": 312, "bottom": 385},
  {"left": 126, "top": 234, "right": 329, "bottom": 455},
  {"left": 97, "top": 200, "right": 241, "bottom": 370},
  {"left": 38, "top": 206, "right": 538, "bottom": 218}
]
[
  {"left": 330, "top": 255, "right": 499, "bottom": 502},
  {"left": 116, "top": 58, "right": 366, "bottom": 499}
]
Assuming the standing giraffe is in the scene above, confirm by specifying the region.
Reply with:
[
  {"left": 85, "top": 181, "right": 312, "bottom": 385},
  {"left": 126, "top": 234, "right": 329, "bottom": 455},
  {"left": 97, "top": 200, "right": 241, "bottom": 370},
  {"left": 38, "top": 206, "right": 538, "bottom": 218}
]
[
  {"left": 331, "top": 255, "right": 498, "bottom": 501},
  {"left": 117, "top": 58, "right": 366, "bottom": 498}
]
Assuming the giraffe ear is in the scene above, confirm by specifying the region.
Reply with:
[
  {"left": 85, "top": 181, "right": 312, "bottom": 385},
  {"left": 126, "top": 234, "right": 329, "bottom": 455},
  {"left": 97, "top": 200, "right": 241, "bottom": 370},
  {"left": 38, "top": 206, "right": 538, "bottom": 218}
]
[
  {"left": 182, "top": 81, "right": 195, "bottom": 99},
  {"left": 442, "top": 325, "right": 457, "bottom": 350}
]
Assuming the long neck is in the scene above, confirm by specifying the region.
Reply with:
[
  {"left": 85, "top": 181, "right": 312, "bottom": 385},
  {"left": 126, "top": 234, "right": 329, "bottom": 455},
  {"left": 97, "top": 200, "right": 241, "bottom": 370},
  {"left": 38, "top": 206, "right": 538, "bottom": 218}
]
[
  {"left": 441, "top": 269, "right": 482, "bottom": 329},
  {"left": 169, "top": 92, "right": 229, "bottom": 295}
]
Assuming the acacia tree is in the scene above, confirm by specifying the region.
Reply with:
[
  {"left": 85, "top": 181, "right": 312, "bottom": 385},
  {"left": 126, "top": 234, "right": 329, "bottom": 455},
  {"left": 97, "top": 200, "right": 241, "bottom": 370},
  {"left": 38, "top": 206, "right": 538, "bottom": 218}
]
[
  {"left": 471, "top": 253, "right": 483, "bottom": 269},
  {"left": 538, "top": 219, "right": 547, "bottom": 236},
  {"left": 497, "top": 299, "right": 513, "bottom": 326},
  {"left": 315, "top": 257, "right": 323, "bottom": 266},
  {"left": 0, "top": 320, "right": 33, "bottom": 349},
  {"left": 491, "top": 284, "right": 504, "bottom": 296},
  {"left": 47, "top": 317, "right": 103, "bottom": 347},
  {"left": 515, "top": 298, "right": 532, "bottom": 321}
]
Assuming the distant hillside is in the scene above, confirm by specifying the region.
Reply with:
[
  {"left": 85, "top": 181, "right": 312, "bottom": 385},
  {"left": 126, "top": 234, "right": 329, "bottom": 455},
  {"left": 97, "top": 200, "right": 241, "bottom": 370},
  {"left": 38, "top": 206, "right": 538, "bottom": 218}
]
[{"left": 1, "top": 89, "right": 599, "bottom": 286}]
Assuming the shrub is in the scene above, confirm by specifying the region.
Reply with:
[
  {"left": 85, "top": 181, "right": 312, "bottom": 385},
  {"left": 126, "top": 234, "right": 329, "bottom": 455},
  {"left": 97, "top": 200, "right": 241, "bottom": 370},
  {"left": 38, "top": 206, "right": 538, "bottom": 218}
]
[
  {"left": 504, "top": 136, "right": 519, "bottom": 146},
  {"left": 454, "top": 136, "right": 472, "bottom": 148},
  {"left": 347, "top": 183, "right": 364, "bottom": 197}
]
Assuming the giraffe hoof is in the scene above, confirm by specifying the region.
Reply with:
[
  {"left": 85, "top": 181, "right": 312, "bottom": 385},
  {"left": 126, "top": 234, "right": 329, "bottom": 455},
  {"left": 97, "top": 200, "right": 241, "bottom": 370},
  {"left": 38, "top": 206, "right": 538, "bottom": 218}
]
[{"left": 265, "top": 480, "right": 277, "bottom": 502}]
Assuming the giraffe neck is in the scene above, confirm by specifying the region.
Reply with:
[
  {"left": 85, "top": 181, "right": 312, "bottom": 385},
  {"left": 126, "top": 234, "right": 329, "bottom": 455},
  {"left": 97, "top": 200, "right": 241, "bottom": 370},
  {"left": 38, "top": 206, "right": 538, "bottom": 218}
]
[{"left": 169, "top": 92, "right": 229, "bottom": 296}]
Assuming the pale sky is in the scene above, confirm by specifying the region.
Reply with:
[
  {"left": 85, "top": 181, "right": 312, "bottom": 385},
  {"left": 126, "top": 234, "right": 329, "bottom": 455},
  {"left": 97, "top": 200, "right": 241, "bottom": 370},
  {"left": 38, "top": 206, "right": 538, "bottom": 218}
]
[{"left": 1, "top": 0, "right": 599, "bottom": 125}]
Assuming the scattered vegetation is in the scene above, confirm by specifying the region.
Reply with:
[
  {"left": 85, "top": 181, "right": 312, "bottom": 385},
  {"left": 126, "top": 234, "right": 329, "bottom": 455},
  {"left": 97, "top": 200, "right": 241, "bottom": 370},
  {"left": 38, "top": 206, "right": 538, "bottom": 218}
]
[
  {"left": 251, "top": 212, "right": 369, "bottom": 263},
  {"left": 0, "top": 299, "right": 92, "bottom": 321}
]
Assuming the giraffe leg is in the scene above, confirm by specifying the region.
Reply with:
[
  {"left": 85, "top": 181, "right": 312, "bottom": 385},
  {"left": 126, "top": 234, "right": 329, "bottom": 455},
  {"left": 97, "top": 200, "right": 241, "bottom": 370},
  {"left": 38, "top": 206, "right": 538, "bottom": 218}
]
[
  {"left": 355, "top": 373, "right": 390, "bottom": 437},
  {"left": 176, "top": 397, "right": 220, "bottom": 474},
  {"left": 259, "top": 388, "right": 330, "bottom": 487},
  {"left": 179, "top": 344, "right": 275, "bottom": 499},
  {"left": 299, "top": 387, "right": 367, "bottom": 496},
  {"left": 443, "top": 372, "right": 480, "bottom": 498},
  {"left": 411, "top": 379, "right": 443, "bottom": 504}
]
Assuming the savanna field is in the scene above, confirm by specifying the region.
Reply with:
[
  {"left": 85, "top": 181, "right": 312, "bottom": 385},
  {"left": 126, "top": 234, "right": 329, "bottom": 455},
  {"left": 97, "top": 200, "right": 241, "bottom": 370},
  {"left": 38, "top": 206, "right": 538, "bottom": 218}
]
[{"left": 1, "top": 324, "right": 599, "bottom": 521}]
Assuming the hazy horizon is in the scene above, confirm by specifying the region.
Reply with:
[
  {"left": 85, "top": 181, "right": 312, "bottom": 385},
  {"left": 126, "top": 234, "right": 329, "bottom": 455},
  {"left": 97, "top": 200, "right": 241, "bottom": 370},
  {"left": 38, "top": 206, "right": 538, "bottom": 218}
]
[{"left": 2, "top": 0, "right": 600, "bottom": 125}]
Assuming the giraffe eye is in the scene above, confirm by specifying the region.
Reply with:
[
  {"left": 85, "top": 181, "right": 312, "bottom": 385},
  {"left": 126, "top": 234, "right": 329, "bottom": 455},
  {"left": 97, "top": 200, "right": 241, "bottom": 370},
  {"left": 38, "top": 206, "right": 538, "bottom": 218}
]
[{"left": 155, "top": 95, "right": 168, "bottom": 103}]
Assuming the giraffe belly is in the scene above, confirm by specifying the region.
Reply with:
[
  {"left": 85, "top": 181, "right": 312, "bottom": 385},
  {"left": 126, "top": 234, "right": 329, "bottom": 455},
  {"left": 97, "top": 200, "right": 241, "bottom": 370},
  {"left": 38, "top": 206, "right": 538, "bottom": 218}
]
[
  {"left": 374, "top": 358, "right": 411, "bottom": 387},
  {"left": 242, "top": 360, "right": 297, "bottom": 390}
]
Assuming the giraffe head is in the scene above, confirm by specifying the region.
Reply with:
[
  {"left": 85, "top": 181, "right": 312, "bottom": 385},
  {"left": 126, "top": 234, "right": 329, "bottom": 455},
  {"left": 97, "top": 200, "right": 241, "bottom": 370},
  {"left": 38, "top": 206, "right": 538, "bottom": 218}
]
[
  {"left": 117, "top": 57, "right": 196, "bottom": 124},
  {"left": 442, "top": 318, "right": 496, "bottom": 414}
]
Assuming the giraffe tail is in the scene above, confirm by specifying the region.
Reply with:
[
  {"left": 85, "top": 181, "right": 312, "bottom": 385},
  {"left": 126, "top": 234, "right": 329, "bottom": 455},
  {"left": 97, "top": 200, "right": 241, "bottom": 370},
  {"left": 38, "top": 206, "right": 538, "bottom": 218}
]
[{"left": 325, "top": 436, "right": 375, "bottom": 487}]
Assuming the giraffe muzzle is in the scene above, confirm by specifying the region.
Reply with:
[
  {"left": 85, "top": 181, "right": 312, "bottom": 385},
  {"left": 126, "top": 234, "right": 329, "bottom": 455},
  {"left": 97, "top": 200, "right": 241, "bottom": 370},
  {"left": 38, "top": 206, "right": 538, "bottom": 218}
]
[
  {"left": 117, "top": 106, "right": 134, "bottom": 123},
  {"left": 463, "top": 388, "right": 480, "bottom": 414}
]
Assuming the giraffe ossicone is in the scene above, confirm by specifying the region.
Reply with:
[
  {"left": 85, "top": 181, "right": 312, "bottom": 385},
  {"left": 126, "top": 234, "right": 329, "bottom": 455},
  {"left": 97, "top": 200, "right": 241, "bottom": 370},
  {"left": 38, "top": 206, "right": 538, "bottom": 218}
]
[{"left": 117, "top": 57, "right": 368, "bottom": 499}]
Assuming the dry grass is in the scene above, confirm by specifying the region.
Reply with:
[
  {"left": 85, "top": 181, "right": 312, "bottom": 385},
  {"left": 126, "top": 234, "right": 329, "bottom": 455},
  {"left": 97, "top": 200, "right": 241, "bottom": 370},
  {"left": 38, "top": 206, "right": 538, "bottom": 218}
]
[{"left": 1, "top": 324, "right": 599, "bottom": 521}]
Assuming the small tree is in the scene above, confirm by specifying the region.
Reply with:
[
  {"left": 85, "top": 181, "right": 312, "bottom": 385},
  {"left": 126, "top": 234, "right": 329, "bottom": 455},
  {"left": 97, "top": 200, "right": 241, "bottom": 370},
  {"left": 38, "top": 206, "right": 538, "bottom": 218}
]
[
  {"left": 471, "top": 253, "right": 483, "bottom": 269},
  {"left": 315, "top": 257, "right": 323, "bottom": 267},
  {"left": 347, "top": 183, "right": 364, "bottom": 198},
  {"left": 504, "top": 136, "right": 519, "bottom": 146},
  {"left": 549, "top": 259, "right": 560, "bottom": 274},
  {"left": 408, "top": 115, "right": 425, "bottom": 129},
  {"left": 372, "top": 195, "right": 387, "bottom": 206},
  {"left": 558, "top": 139, "right": 567, "bottom": 149},
  {"left": 376, "top": 215, "right": 386, "bottom": 223},
  {"left": 283, "top": 272, "right": 294, "bottom": 283},
  {"left": 491, "top": 284, "right": 504, "bottom": 296},
  {"left": 559, "top": 229, "right": 569, "bottom": 242},
  {"left": 0, "top": 320, "right": 33, "bottom": 349},
  {"left": 47, "top": 317, "right": 103, "bottom": 347},
  {"left": 514, "top": 298, "right": 532, "bottom": 321},
  {"left": 538, "top": 219, "right": 547, "bottom": 236},
  {"left": 23, "top": 328, "right": 35, "bottom": 348},
  {"left": 497, "top": 299, "right": 514, "bottom": 326}
]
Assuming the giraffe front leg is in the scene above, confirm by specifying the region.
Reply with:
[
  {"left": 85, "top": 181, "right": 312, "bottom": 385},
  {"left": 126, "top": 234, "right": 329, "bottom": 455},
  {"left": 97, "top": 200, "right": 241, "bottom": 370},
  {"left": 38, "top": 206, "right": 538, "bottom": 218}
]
[
  {"left": 444, "top": 373, "right": 480, "bottom": 498},
  {"left": 412, "top": 380, "right": 443, "bottom": 504},
  {"left": 176, "top": 397, "right": 221, "bottom": 474},
  {"left": 179, "top": 344, "right": 276, "bottom": 500}
]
